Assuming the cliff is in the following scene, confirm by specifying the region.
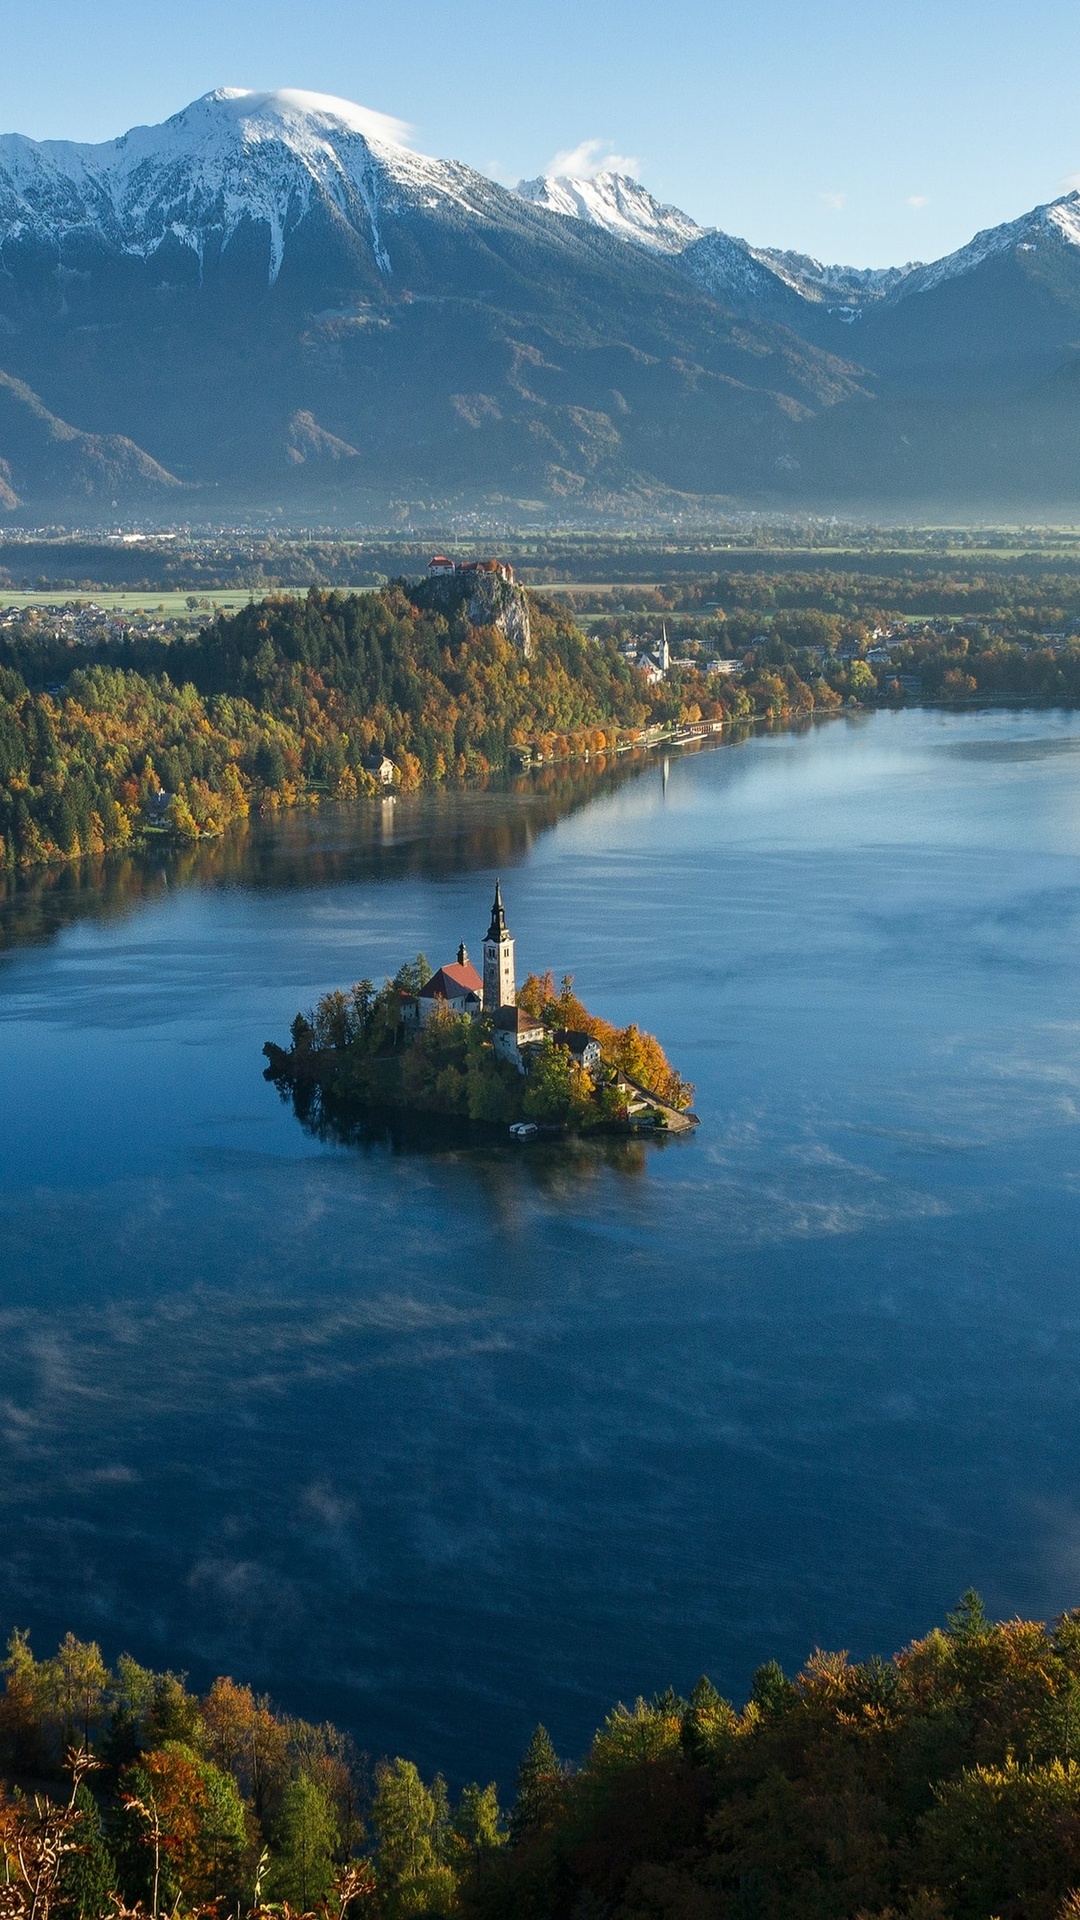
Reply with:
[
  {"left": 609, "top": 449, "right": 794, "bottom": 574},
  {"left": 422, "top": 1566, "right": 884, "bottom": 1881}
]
[{"left": 411, "top": 570, "right": 532, "bottom": 657}]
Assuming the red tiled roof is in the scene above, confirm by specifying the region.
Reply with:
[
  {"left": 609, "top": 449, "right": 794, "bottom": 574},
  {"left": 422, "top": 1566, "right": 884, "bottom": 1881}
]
[{"left": 419, "top": 961, "right": 483, "bottom": 999}]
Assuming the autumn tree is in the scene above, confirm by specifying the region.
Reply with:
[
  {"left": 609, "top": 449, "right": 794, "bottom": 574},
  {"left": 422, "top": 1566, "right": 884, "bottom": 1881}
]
[{"left": 199, "top": 1677, "right": 288, "bottom": 1822}]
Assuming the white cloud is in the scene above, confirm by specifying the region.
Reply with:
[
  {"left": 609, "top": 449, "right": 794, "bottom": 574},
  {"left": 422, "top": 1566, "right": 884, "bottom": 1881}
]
[
  {"left": 1064, "top": 172, "right": 1080, "bottom": 193},
  {"left": 820, "top": 190, "right": 847, "bottom": 211},
  {"left": 907, "top": 194, "right": 930, "bottom": 209},
  {"left": 264, "top": 92, "right": 416, "bottom": 148},
  {"left": 545, "top": 137, "right": 640, "bottom": 181}
]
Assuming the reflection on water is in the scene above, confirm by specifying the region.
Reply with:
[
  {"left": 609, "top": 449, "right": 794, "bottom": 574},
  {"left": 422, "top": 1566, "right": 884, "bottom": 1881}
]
[
  {"left": 4, "top": 707, "right": 1080, "bottom": 1788},
  {"left": 0, "top": 750, "right": 666, "bottom": 961},
  {"left": 273, "top": 1068, "right": 656, "bottom": 1188}
]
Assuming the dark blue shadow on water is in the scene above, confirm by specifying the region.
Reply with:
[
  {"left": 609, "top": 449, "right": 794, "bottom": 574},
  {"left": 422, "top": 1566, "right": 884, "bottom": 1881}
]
[{"left": 2, "top": 710, "right": 1080, "bottom": 1784}]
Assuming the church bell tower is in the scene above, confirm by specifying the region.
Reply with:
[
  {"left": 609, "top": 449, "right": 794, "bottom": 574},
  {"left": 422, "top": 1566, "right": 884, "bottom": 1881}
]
[{"left": 482, "top": 880, "right": 516, "bottom": 1013}]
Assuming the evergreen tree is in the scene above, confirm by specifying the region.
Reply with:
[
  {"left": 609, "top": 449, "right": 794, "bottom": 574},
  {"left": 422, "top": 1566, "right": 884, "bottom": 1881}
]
[
  {"left": 372, "top": 1759, "right": 456, "bottom": 1917},
  {"left": 101, "top": 1654, "right": 157, "bottom": 1768},
  {"left": 0, "top": 1628, "right": 44, "bottom": 1771},
  {"left": 453, "top": 1782, "right": 504, "bottom": 1855},
  {"left": 59, "top": 1783, "right": 117, "bottom": 1920},
  {"left": 194, "top": 1758, "right": 249, "bottom": 1910},
  {"left": 681, "top": 1675, "right": 737, "bottom": 1760},
  {"left": 750, "top": 1659, "right": 797, "bottom": 1719},
  {"left": 509, "top": 1726, "right": 565, "bottom": 1840},
  {"left": 145, "top": 1673, "right": 200, "bottom": 1747},
  {"left": 268, "top": 1775, "right": 338, "bottom": 1911},
  {"left": 947, "top": 1588, "right": 991, "bottom": 1639}
]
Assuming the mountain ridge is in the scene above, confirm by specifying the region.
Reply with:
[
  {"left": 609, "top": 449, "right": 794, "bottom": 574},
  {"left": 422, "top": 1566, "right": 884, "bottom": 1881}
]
[{"left": 0, "top": 90, "right": 1079, "bottom": 515}]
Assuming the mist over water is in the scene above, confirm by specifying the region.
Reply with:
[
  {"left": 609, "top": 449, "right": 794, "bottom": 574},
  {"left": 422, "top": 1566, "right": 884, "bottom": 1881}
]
[{"left": 3, "top": 708, "right": 1080, "bottom": 1784}]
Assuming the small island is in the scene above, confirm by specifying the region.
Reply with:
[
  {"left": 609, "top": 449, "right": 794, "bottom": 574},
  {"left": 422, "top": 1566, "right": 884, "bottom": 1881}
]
[{"left": 264, "top": 883, "right": 697, "bottom": 1137}]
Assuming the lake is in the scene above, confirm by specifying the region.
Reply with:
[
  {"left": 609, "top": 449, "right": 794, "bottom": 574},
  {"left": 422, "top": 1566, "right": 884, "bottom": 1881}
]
[{"left": 3, "top": 706, "right": 1080, "bottom": 1786}]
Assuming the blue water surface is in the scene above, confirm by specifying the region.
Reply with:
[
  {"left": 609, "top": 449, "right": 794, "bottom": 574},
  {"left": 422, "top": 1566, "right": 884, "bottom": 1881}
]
[{"left": 3, "top": 706, "right": 1080, "bottom": 1783}]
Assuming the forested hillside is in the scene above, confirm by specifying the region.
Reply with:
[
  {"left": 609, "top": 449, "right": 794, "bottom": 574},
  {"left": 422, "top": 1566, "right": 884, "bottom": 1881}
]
[
  {"left": 7, "top": 1598, "right": 1080, "bottom": 1919},
  {"left": 0, "top": 585, "right": 677, "bottom": 868}
]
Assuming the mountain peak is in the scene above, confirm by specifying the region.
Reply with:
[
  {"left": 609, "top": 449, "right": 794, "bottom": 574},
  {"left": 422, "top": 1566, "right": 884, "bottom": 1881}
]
[
  {"left": 516, "top": 169, "right": 702, "bottom": 254},
  {"left": 902, "top": 189, "right": 1080, "bottom": 298},
  {"left": 0, "top": 88, "right": 482, "bottom": 284},
  {"left": 170, "top": 87, "right": 414, "bottom": 151}
]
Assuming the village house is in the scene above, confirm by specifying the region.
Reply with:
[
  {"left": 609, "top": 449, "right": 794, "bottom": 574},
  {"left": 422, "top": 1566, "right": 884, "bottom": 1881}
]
[
  {"left": 620, "top": 627, "right": 670, "bottom": 683},
  {"left": 493, "top": 1004, "right": 546, "bottom": 1069},
  {"left": 363, "top": 752, "right": 398, "bottom": 786},
  {"left": 552, "top": 1029, "right": 602, "bottom": 1075}
]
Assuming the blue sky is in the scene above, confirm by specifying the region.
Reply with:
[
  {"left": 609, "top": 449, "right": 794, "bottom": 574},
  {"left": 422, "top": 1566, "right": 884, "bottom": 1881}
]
[{"left": 2, "top": 0, "right": 1079, "bottom": 266}]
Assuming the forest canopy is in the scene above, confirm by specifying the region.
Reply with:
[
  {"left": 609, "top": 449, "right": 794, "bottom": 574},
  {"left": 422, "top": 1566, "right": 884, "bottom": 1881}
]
[
  {"left": 0, "top": 583, "right": 717, "bottom": 871},
  {"left": 9, "top": 1598, "right": 1080, "bottom": 1920}
]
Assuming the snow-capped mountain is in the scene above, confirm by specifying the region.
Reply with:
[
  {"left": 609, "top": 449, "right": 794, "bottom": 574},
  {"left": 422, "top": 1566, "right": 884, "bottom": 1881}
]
[
  {"left": 895, "top": 191, "right": 1080, "bottom": 299},
  {"left": 0, "top": 88, "right": 511, "bottom": 282},
  {"left": 1, "top": 88, "right": 1080, "bottom": 513},
  {"left": 752, "top": 248, "right": 915, "bottom": 309},
  {"left": 514, "top": 166, "right": 922, "bottom": 325},
  {"left": 516, "top": 170, "right": 702, "bottom": 254},
  {"left": 0, "top": 88, "right": 869, "bottom": 513}
]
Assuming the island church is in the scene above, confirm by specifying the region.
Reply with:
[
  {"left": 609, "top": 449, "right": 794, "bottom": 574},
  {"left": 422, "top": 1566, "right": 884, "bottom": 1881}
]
[{"left": 413, "top": 883, "right": 545, "bottom": 1068}]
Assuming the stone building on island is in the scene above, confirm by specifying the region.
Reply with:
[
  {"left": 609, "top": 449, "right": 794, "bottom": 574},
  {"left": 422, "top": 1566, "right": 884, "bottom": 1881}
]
[
  {"left": 417, "top": 944, "right": 482, "bottom": 1025},
  {"left": 482, "top": 879, "right": 516, "bottom": 1014},
  {"left": 413, "top": 883, "right": 543, "bottom": 1071},
  {"left": 492, "top": 1004, "right": 545, "bottom": 1068}
]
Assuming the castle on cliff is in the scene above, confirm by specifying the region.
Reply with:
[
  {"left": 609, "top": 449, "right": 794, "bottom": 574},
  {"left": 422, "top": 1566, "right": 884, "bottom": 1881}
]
[{"left": 427, "top": 555, "right": 515, "bottom": 582}]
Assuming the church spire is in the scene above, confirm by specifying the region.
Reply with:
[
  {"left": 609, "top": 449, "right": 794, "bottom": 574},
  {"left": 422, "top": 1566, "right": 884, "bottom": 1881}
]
[
  {"left": 486, "top": 879, "right": 508, "bottom": 942},
  {"left": 482, "top": 880, "right": 515, "bottom": 1013}
]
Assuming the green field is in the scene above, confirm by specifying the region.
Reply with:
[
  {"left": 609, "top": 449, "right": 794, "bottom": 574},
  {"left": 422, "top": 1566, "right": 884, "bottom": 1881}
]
[
  {"left": 0, "top": 587, "right": 388, "bottom": 615},
  {"left": 0, "top": 589, "right": 261, "bottom": 614}
]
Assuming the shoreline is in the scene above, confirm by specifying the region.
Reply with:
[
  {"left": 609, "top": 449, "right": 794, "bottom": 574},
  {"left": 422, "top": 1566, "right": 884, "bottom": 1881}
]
[
  {"left": 3, "top": 694, "right": 1077, "bottom": 877},
  {"left": 263, "top": 1041, "right": 700, "bottom": 1142}
]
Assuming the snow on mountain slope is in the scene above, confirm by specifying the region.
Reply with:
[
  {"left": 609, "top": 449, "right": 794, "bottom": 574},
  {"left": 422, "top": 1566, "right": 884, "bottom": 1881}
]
[
  {"left": 7, "top": 87, "right": 1076, "bottom": 326},
  {"left": 897, "top": 192, "right": 1080, "bottom": 298},
  {"left": 0, "top": 88, "right": 510, "bottom": 282},
  {"left": 751, "top": 247, "right": 916, "bottom": 308},
  {"left": 678, "top": 228, "right": 786, "bottom": 303},
  {"left": 516, "top": 168, "right": 918, "bottom": 319},
  {"left": 516, "top": 165, "right": 1080, "bottom": 323},
  {"left": 516, "top": 170, "right": 702, "bottom": 253}
]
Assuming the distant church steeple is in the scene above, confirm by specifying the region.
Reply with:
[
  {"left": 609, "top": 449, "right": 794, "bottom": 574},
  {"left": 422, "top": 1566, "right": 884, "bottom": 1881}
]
[{"left": 482, "top": 880, "right": 516, "bottom": 1013}]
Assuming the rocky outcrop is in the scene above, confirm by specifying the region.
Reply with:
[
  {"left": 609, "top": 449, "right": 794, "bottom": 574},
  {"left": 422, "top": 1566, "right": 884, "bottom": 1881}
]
[
  {"left": 414, "top": 570, "right": 532, "bottom": 657},
  {"left": 464, "top": 571, "right": 532, "bottom": 656}
]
